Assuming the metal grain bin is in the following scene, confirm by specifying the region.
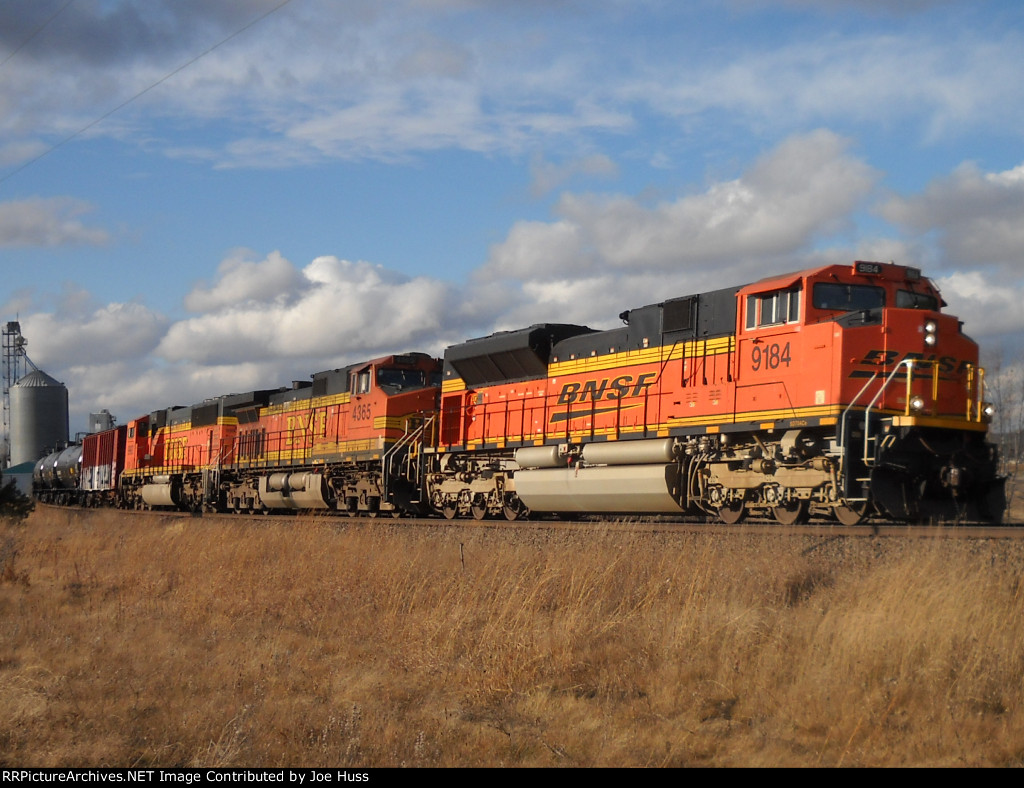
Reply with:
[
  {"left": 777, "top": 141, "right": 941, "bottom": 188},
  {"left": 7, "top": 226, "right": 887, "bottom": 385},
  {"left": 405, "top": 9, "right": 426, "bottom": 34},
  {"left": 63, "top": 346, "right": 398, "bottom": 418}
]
[{"left": 10, "top": 369, "right": 69, "bottom": 466}]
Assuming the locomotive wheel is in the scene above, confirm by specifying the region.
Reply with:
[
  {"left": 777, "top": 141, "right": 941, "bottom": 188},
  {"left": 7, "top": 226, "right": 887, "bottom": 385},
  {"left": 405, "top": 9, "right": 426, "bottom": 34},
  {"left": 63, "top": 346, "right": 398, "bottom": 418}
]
[
  {"left": 718, "top": 501, "right": 746, "bottom": 524},
  {"left": 773, "top": 499, "right": 809, "bottom": 525},
  {"left": 503, "top": 501, "right": 523, "bottom": 521},
  {"left": 834, "top": 501, "right": 869, "bottom": 526},
  {"left": 442, "top": 504, "right": 458, "bottom": 520},
  {"left": 471, "top": 502, "right": 487, "bottom": 521}
]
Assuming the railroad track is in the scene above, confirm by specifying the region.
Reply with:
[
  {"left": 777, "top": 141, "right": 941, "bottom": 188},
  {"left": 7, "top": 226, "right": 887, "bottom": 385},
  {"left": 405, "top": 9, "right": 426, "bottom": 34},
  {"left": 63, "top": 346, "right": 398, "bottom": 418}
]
[{"left": 41, "top": 503, "right": 1023, "bottom": 540}]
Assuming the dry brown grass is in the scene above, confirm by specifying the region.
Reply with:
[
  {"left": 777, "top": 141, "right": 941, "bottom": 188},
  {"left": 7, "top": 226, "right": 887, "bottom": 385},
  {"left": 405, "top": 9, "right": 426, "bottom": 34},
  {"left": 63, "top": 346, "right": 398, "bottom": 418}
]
[{"left": 2, "top": 508, "right": 1024, "bottom": 767}]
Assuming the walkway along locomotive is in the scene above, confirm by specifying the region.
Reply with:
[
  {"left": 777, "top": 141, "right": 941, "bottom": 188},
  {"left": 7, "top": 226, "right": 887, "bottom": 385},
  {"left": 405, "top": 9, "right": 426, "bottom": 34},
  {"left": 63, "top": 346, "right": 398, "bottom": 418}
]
[{"left": 33, "top": 261, "right": 1005, "bottom": 524}]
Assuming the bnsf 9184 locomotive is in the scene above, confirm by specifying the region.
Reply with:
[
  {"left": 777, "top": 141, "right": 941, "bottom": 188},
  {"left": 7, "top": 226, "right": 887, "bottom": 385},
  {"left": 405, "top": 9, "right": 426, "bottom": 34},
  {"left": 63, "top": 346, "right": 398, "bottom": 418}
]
[{"left": 34, "top": 261, "right": 1005, "bottom": 524}]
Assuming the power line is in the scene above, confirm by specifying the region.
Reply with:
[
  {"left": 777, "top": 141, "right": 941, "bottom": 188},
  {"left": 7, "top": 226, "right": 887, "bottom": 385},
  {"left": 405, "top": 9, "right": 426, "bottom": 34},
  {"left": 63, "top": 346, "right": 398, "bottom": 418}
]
[
  {"left": 0, "top": 0, "right": 77, "bottom": 70},
  {"left": 0, "top": 0, "right": 298, "bottom": 188}
]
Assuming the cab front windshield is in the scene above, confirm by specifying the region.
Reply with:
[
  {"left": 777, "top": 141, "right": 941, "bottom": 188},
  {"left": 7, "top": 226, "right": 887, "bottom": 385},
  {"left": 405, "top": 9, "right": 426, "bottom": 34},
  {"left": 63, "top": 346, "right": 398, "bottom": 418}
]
[
  {"left": 812, "top": 283, "right": 886, "bottom": 311},
  {"left": 376, "top": 367, "right": 428, "bottom": 391}
]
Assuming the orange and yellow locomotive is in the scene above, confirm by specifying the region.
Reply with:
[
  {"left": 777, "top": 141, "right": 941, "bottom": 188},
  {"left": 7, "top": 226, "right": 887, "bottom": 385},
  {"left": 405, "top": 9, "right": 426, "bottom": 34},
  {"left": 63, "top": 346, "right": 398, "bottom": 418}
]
[{"left": 429, "top": 261, "right": 1002, "bottom": 524}]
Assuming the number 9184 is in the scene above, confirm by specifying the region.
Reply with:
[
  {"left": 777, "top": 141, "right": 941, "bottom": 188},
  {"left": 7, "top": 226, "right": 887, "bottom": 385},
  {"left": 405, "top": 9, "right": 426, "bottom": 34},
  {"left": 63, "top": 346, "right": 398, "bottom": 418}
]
[{"left": 751, "top": 342, "right": 792, "bottom": 371}]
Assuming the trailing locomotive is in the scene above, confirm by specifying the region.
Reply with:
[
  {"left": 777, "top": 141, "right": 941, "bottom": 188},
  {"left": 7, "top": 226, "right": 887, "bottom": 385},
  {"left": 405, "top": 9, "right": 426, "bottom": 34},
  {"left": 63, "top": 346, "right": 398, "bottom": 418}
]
[{"left": 33, "top": 261, "right": 1005, "bottom": 524}]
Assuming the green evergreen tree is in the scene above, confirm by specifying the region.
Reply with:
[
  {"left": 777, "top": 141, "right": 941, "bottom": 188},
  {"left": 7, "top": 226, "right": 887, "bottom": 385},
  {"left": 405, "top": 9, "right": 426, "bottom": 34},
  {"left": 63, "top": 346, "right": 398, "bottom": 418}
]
[{"left": 0, "top": 474, "right": 34, "bottom": 522}]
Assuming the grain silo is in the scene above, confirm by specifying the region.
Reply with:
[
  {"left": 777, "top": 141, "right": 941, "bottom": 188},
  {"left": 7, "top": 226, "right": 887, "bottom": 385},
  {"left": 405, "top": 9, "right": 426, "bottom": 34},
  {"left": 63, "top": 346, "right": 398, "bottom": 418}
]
[{"left": 9, "top": 368, "right": 69, "bottom": 466}]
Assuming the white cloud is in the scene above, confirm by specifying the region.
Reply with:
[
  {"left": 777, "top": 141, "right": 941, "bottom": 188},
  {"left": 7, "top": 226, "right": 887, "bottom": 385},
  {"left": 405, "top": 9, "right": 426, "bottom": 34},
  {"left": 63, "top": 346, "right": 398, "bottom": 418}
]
[
  {"left": 0, "top": 198, "right": 109, "bottom": 247},
  {"left": 184, "top": 250, "right": 304, "bottom": 312},
  {"left": 880, "top": 161, "right": 1024, "bottom": 269},
  {"left": 484, "top": 130, "right": 877, "bottom": 285},
  {"left": 20, "top": 300, "right": 169, "bottom": 369},
  {"left": 880, "top": 156, "right": 1024, "bottom": 341},
  {"left": 58, "top": 358, "right": 291, "bottom": 431},
  {"left": 755, "top": 0, "right": 963, "bottom": 13},
  {"left": 621, "top": 28, "right": 1024, "bottom": 142},
  {"left": 935, "top": 271, "right": 1024, "bottom": 340},
  {"left": 529, "top": 153, "right": 618, "bottom": 197},
  {"left": 0, "top": 140, "right": 48, "bottom": 167},
  {"left": 13, "top": 248, "right": 504, "bottom": 431},
  {"left": 3, "top": 1, "right": 1019, "bottom": 172},
  {"left": 482, "top": 219, "right": 589, "bottom": 280},
  {"left": 161, "top": 253, "right": 453, "bottom": 365},
  {"left": 987, "top": 164, "right": 1024, "bottom": 187}
]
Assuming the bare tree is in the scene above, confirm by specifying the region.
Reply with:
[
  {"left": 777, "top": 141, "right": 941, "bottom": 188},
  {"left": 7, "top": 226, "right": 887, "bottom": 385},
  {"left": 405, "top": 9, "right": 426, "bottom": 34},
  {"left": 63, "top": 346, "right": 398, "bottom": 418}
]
[{"left": 983, "top": 345, "right": 1023, "bottom": 515}]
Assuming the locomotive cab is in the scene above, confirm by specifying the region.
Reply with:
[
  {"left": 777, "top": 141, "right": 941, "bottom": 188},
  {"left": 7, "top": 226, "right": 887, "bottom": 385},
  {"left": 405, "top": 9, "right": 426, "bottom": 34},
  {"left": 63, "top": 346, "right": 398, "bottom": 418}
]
[{"left": 728, "top": 261, "right": 1000, "bottom": 523}]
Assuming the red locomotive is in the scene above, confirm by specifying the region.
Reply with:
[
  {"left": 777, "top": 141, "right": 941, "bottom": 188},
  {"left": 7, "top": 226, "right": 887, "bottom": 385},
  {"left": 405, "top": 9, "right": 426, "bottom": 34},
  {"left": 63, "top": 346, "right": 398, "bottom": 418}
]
[{"left": 34, "top": 261, "right": 1004, "bottom": 524}]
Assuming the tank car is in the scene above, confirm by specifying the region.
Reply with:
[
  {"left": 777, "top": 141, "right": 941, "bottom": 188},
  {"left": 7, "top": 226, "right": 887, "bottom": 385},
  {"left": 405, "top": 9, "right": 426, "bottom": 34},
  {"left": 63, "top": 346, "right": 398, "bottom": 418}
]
[
  {"left": 32, "top": 443, "right": 83, "bottom": 506},
  {"left": 427, "top": 261, "right": 1003, "bottom": 524}
]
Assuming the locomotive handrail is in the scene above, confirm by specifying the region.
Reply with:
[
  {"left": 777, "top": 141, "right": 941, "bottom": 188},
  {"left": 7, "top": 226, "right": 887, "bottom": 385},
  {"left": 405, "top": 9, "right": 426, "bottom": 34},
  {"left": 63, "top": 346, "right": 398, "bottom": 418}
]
[
  {"left": 967, "top": 364, "right": 975, "bottom": 420},
  {"left": 838, "top": 373, "right": 879, "bottom": 453},
  {"left": 966, "top": 364, "right": 987, "bottom": 422},
  {"left": 862, "top": 358, "right": 916, "bottom": 466},
  {"left": 200, "top": 443, "right": 232, "bottom": 508},
  {"left": 381, "top": 414, "right": 436, "bottom": 506},
  {"left": 837, "top": 372, "right": 879, "bottom": 501}
]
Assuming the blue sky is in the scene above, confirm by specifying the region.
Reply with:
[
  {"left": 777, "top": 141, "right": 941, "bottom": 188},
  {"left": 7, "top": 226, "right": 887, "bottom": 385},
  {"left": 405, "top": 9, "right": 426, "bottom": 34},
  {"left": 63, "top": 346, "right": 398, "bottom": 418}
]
[{"left": 2, "top": 0, "right": 1024, "bottom": 435}]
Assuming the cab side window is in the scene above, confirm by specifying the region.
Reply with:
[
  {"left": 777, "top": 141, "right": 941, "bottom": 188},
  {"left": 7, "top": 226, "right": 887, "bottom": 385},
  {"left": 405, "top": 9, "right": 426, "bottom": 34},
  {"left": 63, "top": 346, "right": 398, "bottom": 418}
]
[
  {"left": 352, "top": 370, "right": 372, "bottom": 394},
  {"left": 746, "top": 288, "right": 801, "bottom": 329}
]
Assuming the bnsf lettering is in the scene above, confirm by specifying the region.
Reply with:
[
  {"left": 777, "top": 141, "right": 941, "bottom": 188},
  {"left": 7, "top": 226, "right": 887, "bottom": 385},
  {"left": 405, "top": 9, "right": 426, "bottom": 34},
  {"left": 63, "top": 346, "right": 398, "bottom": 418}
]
[
  {"left": 286, "top": 413, "right": 327, "bottom": 431},
  {"left": 860, "top": 349, "right": 899, "bottom": 367},
  {"left": 858, "top": 350, "right": 969, "bottom": 374},
  {"left": 902, "top": 352, "right": 964, "bottom": 374},
  {"left": 557, "top": 372, "right": 657, "bottom": 405}
]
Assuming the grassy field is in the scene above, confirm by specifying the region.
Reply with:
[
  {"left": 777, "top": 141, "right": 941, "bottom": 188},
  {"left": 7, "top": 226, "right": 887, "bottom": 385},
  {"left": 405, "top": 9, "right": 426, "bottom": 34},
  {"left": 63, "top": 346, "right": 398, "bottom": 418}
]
[{"left": 2, "top": 508, "right": 1023, "bottom": 767}]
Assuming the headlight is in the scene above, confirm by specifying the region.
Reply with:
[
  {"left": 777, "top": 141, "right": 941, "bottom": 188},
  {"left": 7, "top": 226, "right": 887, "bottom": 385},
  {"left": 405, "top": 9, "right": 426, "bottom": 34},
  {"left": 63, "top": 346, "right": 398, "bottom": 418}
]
[
  {"left": 910, "top": 395, "right": 925, "bottom": 412},
  {"left": 924, "top": 319, "right": 938, "bottom": 333},
  {"left": 924, "top": 319, "right": 938, "bottom": 346},
  {"left": 982, "top": 402, "right": 995, "bottom": 421}
]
